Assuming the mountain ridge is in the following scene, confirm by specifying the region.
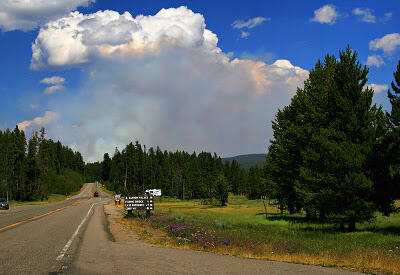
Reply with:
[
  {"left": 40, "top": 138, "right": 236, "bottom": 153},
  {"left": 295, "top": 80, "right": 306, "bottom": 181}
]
[{"left": 222, "top": 154, "right": 266, "bottom": 170}]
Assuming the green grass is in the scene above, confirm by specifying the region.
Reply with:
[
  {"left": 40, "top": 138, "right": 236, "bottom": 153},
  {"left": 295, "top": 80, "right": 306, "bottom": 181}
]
[
  {"left": 143, "top": 195, "right": 400, "bottom": 274},
  {"left": 9, "top": 194, "right": 68, "bottom": 206}
]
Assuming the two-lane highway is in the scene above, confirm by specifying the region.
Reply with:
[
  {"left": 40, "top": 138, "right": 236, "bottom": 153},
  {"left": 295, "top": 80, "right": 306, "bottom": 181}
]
[{"left": 0, "top": 183, "right": 110, "bottom": 274}]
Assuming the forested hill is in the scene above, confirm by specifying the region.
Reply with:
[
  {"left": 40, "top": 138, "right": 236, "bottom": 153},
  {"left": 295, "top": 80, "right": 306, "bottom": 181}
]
[{"left": 222, "top": 154, "right": 266, "bottom": 170}]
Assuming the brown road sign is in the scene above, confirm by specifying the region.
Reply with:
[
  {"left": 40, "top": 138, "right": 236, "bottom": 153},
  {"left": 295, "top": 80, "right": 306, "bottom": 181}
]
[{"left": 124, "top": 196, "right": 154, "bottom": 211}]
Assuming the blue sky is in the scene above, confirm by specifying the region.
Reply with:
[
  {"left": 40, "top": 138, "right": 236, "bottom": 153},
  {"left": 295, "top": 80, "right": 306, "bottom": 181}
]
[{"left": 0, "top": 0, "right": 399, "bottom": 160}]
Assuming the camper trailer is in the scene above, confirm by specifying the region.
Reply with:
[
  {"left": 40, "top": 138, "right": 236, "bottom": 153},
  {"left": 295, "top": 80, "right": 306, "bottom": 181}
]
[{"left": 145, "top": 189, "right": 162, "bottom": 197}]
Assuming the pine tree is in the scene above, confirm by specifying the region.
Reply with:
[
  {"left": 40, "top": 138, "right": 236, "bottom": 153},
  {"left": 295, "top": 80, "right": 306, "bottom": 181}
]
[
  {"left": 267, "top": 46, "right": 380, "bottom": 230},
  {"left": 388, "top": 60, "right": 400, "bottom": 190},
  {"left": 370, "top": 60, "right": 400, "bottom": 214},
  {"left": 101, "top": 153, "right": 111, "bottom": 182},
  {"left": 214, "top": 174, "right": 230, "bottom": 206},
  {"left": 300, "top": 47, "right": 376, "bottom": 230}
]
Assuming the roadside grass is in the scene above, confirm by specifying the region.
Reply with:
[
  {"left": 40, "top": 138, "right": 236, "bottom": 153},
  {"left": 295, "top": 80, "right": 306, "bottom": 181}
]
[
  {"left": 99, "top": 184, "right": 114, "bottom": 197},
  {"left": 9, "top": 194, "right": 67, "bottom": 206},
  {"left": 125, "top": 195, "right": 400, "bottom": 274},
  {"left": 8, "top": 183, "right": 88, "bottom": 206}
]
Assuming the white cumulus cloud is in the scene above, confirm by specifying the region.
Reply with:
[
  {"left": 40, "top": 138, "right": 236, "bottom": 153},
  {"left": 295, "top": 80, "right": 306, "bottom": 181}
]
[
  {"left": 40, "top": 76, "right": 65, "bottom": 84},
  {"left": 44, "top": 85, "right": 64, "bottom": 95},
  {"left": 0, "top": 0, "right": 95, "bottom": 31},
  {"left": 366, "top": 83, "right": 388, "bottom": 93},
  {"left": 31, "top": 7, "right": 220, "bottom": 69},
  {"left": 17, "top": 111, "right": 60, "bottom": 131},
  {"left": 311, "top": 4, "right": 338, "bottom": 24},
  {"left": 232, "top": 17, "right": 270, "bottom": 29},
  {"left": 369, "top": 33, "right": 400, "bottom": 54},
  {"left": 30, "top": 7, "right": 309, "bottom": 162},
  {"left": 353, "top": 8, "right": 376, "bottom": 23},
  {"left": 366, "top": 55, "right": 384, "bottom": 67}
]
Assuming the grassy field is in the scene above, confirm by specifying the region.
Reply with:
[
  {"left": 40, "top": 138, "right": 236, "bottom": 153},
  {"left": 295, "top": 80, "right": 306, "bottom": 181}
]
[{"left": 125, "top": 195, "right": 400, "bottom": 274}]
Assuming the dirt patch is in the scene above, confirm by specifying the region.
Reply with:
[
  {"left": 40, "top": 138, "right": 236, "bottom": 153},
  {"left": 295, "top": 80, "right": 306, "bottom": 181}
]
[{"left": 103, "top": 202, "right": 167, "bottom": 244}]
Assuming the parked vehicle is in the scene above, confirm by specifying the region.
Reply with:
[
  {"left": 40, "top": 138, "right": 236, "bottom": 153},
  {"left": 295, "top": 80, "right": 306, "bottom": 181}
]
[
  {"left": 0, "top": 198, "right": 9, "bottom": 210},
  {"left": 145, "top": 189, "right": 162, "bottom": 196}
]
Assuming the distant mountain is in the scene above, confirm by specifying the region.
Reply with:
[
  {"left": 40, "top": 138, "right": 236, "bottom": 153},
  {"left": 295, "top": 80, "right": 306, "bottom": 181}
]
[{"left": 222, "top": 154, "right": 266, "bottom": 170}]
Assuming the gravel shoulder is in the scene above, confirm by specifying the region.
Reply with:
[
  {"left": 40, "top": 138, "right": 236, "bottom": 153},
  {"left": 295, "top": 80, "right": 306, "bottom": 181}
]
[{"left": 70, "top": 203, "right": 362, "bottom": 275}]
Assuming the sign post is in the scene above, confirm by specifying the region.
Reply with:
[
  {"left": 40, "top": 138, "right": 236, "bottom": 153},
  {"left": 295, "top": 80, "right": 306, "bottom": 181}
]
[{"left": 124, "top": 195, "right": 154, "bottom": 218}]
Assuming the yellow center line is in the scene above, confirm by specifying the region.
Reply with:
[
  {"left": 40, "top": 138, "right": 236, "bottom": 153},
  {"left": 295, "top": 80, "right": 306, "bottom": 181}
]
[
  {"left": 0, "top": 185, "right": 94, "bottom": 232},
  {"left": 0, "top": 206, "right": 69, "bottom": 232},
  {"left": 28, "top": 206, "right": 68, "bottom": 221},
  {"left": 0, "top": 221, "right": 26, "bottom": 231}
]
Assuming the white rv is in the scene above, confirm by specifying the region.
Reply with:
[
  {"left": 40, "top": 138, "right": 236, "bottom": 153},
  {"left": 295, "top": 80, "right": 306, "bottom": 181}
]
[{"left": 145, "top": 189, "right": 162, "bottom": 197}]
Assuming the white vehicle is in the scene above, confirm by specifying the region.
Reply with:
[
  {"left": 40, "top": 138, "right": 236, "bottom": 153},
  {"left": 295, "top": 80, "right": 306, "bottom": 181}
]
[{"left": 145, "top": 189, "right": 162, "bottom": 197}]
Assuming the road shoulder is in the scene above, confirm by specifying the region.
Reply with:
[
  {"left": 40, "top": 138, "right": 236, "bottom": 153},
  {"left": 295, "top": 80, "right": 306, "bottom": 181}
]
[{"left": 70, "top": 203, "right": 361, "bottom": 274}]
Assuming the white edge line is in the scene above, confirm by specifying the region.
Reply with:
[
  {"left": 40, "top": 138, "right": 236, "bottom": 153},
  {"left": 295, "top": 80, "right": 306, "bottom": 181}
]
[{"left": 56, "top": 200, "right": 110, "bottom": 261}]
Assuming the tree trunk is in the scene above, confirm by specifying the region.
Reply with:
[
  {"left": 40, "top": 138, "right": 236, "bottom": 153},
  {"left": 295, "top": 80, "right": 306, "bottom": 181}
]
[
  {"left": 348, "top": 218, "right": 356, "bottom": 232},
  {"left": 262, "top": 199, "right": 268, "bottom": 219},
  {"left": 124, "top": 166, "right": 127, "bottom": 192},
  {"left": 305, "top": 210, "right": 311, "bottom": 221},
  {"left": 288, "top": 203, "right": 295, "bottom": 215}
]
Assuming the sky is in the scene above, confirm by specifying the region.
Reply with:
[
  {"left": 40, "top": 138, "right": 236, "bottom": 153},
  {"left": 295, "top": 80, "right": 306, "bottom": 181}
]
[{"left": 0, "top": 0, "right": 399, "bottom": 162}]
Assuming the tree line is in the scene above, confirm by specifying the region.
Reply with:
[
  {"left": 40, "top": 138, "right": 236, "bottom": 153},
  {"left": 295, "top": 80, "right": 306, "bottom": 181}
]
[
  {"left": 264, "top": 46, "right": 399, "bottom": 231},
  {"left": 85, "top": 142, "right": 265, "bottom": 206},
  {"left": 0, "top": 127, "right": 84, "bottom": 201}
]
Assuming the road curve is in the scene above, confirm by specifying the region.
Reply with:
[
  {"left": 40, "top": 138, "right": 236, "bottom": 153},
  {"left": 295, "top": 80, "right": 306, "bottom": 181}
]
[{"left": 0, "top": 183, "right": 110, "bottom": 274}]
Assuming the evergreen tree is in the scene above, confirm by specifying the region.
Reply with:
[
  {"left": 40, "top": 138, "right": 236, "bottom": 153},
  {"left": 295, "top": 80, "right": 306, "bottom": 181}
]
[
  {"left": 267, "top": 46, "right": 380, "bottom": 230},
  {"left": 370, "top": 60, "right": 400, "bottom": 214},
  {"left": 388, "top": 60, "right": 400, "bottom": 197},
  {"left": 101, "top": 153, "right": 111, "bottom": 182},
  {"left": 214, "top": 174, "right": 230, "bottom": 206}
]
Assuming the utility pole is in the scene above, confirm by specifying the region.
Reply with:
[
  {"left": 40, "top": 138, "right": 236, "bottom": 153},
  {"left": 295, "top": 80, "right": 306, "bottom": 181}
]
[{"left": 124, "top": 165, "right": 128, "bottom": 192}]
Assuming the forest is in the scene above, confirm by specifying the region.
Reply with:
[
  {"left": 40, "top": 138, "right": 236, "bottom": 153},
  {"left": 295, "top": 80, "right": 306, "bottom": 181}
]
[
  {"left": 85, "top": 145, "right": 264, "bottom": 206},
  {"left": 0, "top": 128, "right": 84, "bottom": 201}
]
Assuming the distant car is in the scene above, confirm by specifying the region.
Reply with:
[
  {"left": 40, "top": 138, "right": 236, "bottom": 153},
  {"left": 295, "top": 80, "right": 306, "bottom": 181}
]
[
  {"left": 94, "top": 192, "right": 99, "bottom": 197},
  {"left": 0, "top": 198, "right": 9, "bottom": 210}
]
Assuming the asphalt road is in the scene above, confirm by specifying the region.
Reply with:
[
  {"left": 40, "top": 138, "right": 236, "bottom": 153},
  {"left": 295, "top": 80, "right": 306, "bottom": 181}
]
[
  {"left": 0, "top": 184, "right": 361, "bottom": 275},
  {"left": 0, "top": 182, "right": 110, "bottom": 274}
]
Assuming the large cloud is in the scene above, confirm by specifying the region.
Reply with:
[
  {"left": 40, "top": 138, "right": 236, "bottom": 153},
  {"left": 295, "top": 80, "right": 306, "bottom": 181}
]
[
  {"left": 29, "top": 7, "right": 309, "bottom": 161},
  {"left": 0, "top": 0, "right": 94, "bottom": 31},
  {"left": 31, "top": 7, "right": 217, "bottom": 69}
]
